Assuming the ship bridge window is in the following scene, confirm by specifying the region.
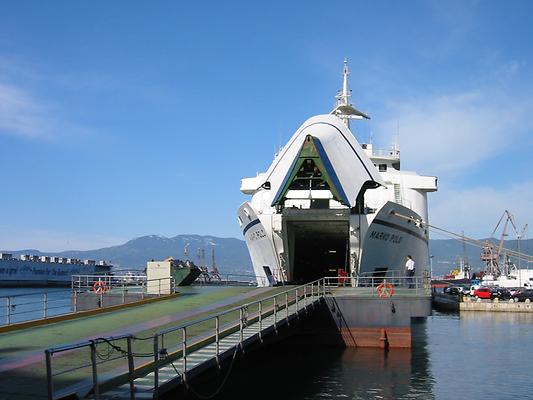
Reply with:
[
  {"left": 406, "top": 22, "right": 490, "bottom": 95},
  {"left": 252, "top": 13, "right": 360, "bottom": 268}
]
[
  {"left": 378, "top": 164, "right": 387, "bottom": 172},
  {"left": 243, "top": 209, "right": 251, "bottom": 220},
  {"left": 237, "top": 216, "right": 243, "bottom": 227}
]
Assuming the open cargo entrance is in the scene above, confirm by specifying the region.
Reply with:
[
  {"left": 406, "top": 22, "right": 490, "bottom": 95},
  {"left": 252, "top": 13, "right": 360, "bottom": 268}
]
[{"left": 288, "top": 220, "right": 349, "bottom": 283}]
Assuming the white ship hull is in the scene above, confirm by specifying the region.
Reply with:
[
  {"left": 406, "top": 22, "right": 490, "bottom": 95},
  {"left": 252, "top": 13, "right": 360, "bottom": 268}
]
[
  {"left": 0, "top": 259, "right": 111, "bottom": 286},
  {"left": 238, "top": 63, "right": 437, "bottom": 286}
]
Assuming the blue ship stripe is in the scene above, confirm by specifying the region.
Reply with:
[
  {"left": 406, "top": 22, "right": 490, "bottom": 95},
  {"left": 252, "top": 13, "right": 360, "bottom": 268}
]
[
  {"left": 313, "top": 137, "right": 350, "bottom": 206},
  {"left": 242, "top": 219, "right": 261, "bottom": 236}
]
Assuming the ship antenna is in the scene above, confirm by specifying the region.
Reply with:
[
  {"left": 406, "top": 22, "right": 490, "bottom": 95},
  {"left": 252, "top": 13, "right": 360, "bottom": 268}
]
[{"left": 331, "top": 59, "right": 370, "bottom": 127}]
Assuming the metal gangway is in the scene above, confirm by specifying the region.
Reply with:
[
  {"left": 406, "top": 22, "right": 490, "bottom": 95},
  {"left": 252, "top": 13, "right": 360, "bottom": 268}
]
[{"left": 44, "top": 275, "right": 429, "bottom": 400}]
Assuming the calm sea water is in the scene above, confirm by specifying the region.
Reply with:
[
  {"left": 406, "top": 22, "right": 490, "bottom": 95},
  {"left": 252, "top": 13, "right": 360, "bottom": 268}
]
[
  {"left": 213, "top": 311, "right": 533, "bottom": 399},
  {"left": 0, "top": 287, "right": 72, "bottom": 324}
]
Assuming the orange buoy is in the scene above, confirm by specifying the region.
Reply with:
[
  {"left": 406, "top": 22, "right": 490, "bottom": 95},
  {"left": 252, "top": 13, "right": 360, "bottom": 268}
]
[
  {"left": 93, "top": 280, "right": 107, "bottom": 294},
  {"left": 377, "top": 282, "right": 394, "bottom": 298}
]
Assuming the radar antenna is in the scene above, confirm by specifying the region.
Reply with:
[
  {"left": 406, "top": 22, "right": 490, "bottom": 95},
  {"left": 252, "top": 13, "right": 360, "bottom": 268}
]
[{"left": 331, "top": 59, "right": 370, "bottom": 127}]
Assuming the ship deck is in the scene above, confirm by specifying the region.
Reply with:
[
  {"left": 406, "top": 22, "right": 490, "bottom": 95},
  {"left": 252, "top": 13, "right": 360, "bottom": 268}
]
[{"left": 0, "top": 286, "right": 285, "bottom": 399}]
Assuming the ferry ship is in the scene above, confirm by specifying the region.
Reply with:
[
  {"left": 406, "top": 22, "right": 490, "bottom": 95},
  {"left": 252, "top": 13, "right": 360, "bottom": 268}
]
[
  {"left": 0, "top": 252, "right": 112, "bottom": 286},
  {"left": 237, "top": 61, "right": 438, "bottom": 286}
]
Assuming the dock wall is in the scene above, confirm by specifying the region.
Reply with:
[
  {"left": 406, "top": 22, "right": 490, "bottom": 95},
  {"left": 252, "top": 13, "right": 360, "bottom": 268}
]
[{"left": 460, "top": 300, "right": 533, "bottom": 313}]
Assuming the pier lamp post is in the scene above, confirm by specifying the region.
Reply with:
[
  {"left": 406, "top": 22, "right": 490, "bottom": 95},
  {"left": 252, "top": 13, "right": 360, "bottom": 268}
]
[{"left": 430, "top": 255, "right": 434, "bottom": 279}]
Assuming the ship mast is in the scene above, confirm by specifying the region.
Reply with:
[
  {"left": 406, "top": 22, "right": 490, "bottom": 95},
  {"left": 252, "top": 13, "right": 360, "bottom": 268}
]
[{"left": 331, "top": 59, "right": 370, "bottom": 128}]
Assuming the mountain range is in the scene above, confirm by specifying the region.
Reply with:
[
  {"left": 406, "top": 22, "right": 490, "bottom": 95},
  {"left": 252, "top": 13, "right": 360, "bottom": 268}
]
[{"left": 3, "top": 234, "right": 532, "bottom": 277}]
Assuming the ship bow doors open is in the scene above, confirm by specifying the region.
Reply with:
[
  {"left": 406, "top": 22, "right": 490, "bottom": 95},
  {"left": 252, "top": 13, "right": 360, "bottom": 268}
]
[{"left": 284, "top": 211, "right": 350, "bottom": 283}]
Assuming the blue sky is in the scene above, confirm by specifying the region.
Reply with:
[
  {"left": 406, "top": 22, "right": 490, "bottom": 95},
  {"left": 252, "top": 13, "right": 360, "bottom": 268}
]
[{"left": 0, "top": 0, "right": 531, "bottom": 251}]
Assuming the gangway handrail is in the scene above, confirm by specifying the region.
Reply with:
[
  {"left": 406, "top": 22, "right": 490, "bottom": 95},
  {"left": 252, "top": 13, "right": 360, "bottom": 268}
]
[{"left": 44, "top": 278, "right": 326, "bottom": 400}]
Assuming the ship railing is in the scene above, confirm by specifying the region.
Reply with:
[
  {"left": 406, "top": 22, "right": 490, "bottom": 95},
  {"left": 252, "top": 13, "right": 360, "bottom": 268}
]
[
  {"left": 1, "top": 277, "right": 174, "bottom": 327},
  {"left": 371, "top": 148, "right": 400, "bottom": 158},
  {"left": 323, "top": 275, "right": 431, "bottom": 297},
  {"left": 44, "top": 278, "right": 326, "bottom": 400},
  {"left": 0, "top": 289, "right": 73, "bottom": 326},
  {"left": 71, "top": 274, "right": 148, "bottom": 292}
]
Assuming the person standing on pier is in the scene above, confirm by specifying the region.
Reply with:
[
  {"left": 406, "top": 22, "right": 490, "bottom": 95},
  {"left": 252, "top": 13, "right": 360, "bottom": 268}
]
[{"left": 405, "top": 255, "right": 415, "bottom": 288}]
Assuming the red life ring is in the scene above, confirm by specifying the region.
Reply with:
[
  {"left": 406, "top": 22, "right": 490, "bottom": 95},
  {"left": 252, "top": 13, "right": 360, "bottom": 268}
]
[
  {"left": 377, "top": 282, "right": 394, "bottom": 298},
  {"left": 93, "top": 281, "right": 107, "bottom": 294}
]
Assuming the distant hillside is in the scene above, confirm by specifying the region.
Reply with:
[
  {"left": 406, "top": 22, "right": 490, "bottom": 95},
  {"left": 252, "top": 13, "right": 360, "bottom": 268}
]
[
  {"left": 4, "top": 235, "right": 532, "bottom": 277},
  {"left": 5, "top": 235, "right": 254, "bottom": 276}
]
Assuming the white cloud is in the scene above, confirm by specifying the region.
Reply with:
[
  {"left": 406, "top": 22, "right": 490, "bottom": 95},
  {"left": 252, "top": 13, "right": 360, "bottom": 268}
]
[
  {"left": 0, "top": 82, "right": 56, "bottom": 139},
  {"left": 377, "top": 89, "right": 533, "bottom": 176},
  {"left": 429, "top": 181, "right": 533, "bottom": 239}
]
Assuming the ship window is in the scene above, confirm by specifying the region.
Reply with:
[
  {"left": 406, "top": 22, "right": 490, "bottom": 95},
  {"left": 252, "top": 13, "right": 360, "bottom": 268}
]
[
  {"left": 378, "top": 164, "right": 387, "bottom": 172},
  {"left": 237, "top": 216, "right": 243, "bottom": 227},
  {"left": 243, "top": 209, "right": 251, "bottom": 220}
]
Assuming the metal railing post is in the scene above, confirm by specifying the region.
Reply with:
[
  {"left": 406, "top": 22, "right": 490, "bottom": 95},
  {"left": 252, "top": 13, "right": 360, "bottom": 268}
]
[
  {"left": 73, "top": 291, "right": 78, "bottom": 313},
  {"left": 215, "top": 316, "right": 220, "bottom": 362},
  {"left": 304, "top": 286, "right": 307, "bottom": 307},
  {"left": 90, "top": 341, "right": 100, "bottom": 400},
  {"left": 259, "top": 301, "right": 263, "bottom": 335},
  {"left": 295, "top": 288, "right": 299, "bottom": 313},
  {"left": 159, "top": 279, "right": 161, "bottom": 296},
  {"left": 285, "top": 292, "right": 289, "bottom": 322},
  {"left": 182, "top": 327, "right": 187, "bottom": 374},
  {"left": 6, "top": 297, "right": 11, "bottom": 325},
  {"left": 122, "top": 283, "right": 126, "bottom": 304},
  {"left": 45, "top": 349, "right": 54, "bottom": 400},
  {"left": 100, "top": 292, "right": 104, "bottom": 309},
  {"left": 43, "top": 293, "right": 48, "bottom": 319},
  {"left": 273, "top": 296, "right": 277, "bottom": 328},
  {"left": 239, "top": 308, "right": 244, "bottom": 345},
  {"left": 153, "top": 335, "right": 159, "bottom": 397},
  {"left": 127, "top": 336, "right": 136, "bottom": 400}
]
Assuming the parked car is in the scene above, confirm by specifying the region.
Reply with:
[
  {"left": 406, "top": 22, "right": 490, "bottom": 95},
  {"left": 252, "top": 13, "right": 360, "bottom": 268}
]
[
  {"left": 489, "top": 287, "right": 512, "bottom": 300},
  {"left": 512, "top": 288, "right": 533, "bottom": 302},
  {"left": 444, "top": 285, "right": 470, "bottom": 296},
  {"left": 473, "top": 287, "right": 491, "bottom": 299}
]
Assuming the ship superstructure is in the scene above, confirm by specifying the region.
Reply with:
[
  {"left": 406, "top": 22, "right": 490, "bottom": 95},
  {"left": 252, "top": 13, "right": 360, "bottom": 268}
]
[
  {"left": 238, "top": 61, "right": 437, "bottom": 286},
  {"left": 0, "top": 252, "right": 112, "bottom": 286}
]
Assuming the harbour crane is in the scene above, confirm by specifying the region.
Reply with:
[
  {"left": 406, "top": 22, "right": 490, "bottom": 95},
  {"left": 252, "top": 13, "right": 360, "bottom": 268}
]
[
  {"left": 210, "top": 246, "right": 221, "bottom": 281},
  {"left": 480, "top": 210, "right": 519, "bottom": 277}
]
